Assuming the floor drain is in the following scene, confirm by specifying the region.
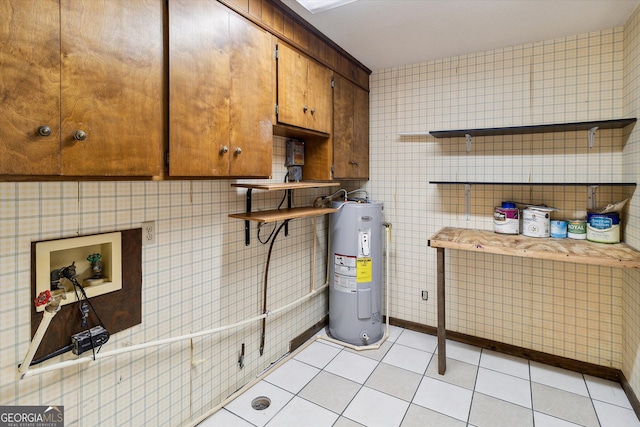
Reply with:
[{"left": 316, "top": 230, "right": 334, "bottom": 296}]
[{"left": 251, "top": 396, "right": 271, "bottom": 411}]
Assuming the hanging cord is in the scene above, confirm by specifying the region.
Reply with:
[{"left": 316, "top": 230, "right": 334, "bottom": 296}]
[
  {"left": 259, "top": 219, "right": 290, "bottom": 356},
  {"left": 60, "top": 264, "right": 107, "bottom": 360},
  {"left": 257, "top": 174, "right": 291, "bottom": 244}
]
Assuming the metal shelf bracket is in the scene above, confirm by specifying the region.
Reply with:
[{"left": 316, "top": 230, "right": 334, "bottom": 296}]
[
  {"left": 244, "top": 189, "right": 253, "bottom": 246},
  {"left": 587, "top": 185, "right": 598, "bottom": 210},
  {"left": 464, "top": 183, "right": 471, "bottom": 220},
  {"left": 588, "top": 126, "right": 599, "bottom": 149}
]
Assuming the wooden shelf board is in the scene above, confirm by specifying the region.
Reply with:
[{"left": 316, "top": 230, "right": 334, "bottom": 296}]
[
  {"left": 429, "top": 118, "right": 637, "bottom": 138},
  {"left": 429, "top": 181, "right": 637, "bottom": 187},
  {"left": 232, "top": 182, "right": 339, "bottom": 191},
  {"left": 229, "top": 207, "right": 338, "bottom": 222},
  {"left": 429, "top": 227, "right": 640, "bottom": 269}
]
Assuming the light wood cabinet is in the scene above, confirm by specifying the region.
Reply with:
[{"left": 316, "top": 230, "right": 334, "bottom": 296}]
[
  {"left": 332, "top": 74, "right": 369, "bottom": 180},
  {"left": 0, "top": 0, "right": 60, "bottom": 175},
  {"left": 0, "top": 0, "right": 163, "bottom": 177},
  {"left": 276, "top": 43, "right": 332, "bottom": 134},
  {"left": 169, "top": 0, "right": 273, "bottom": 177}
]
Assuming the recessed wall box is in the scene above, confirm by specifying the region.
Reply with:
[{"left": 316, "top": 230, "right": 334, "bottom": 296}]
[{"left": 35, "top": 232, "right": 122, "bottom": 312}]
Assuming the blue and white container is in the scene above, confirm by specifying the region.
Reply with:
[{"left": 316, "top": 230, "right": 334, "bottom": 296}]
[
  {"left": 550, "top": 220, "right": 568, "bottom": 238},
  {"left": 586, "top": 212, "right": 620, "bottom": 244}
]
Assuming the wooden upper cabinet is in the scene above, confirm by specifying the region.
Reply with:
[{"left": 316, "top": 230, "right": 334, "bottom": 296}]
[
  {"left": 60, "top": 0, "right": 163, "bottom": 176},
  {"left": 0, "top": 0, "right": 61, "bottom": 175},
  {"left": 169, "top": 0, "right": 273, "bottom": 177},
  {"left": 332, "top": 74, "right": 369, "bottom": 180},
  {"left": 277, "top": 42, "right": 332, "bottom": 134},
  {"left": 0, "top": 0, "right": 163, "bottom": 177}
]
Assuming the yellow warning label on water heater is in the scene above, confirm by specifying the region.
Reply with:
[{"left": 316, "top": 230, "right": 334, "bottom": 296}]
[{"left": 356, "top": 257, "right": 372, "bottom": 282}]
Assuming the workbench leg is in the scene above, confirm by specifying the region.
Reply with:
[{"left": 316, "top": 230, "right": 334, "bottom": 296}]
[{"left": 437, "top": 247, "right": 446, "bottom": 375}]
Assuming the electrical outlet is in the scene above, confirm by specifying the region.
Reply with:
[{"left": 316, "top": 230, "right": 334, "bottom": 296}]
[
  {"left": 142, "top": 221, "right": 156, "bottom": 246},
  {"left": 421, "top": 290, "right": 428, "bottom": 301}
]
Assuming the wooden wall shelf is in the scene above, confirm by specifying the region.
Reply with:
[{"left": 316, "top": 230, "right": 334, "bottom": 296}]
[{"left": 229, "top": 181, "right": 340, "bottom": 245}]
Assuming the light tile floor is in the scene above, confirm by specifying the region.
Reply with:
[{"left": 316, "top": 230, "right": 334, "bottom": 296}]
[{"left": 200, "top": 325, "right": 640, "bottom": 427}]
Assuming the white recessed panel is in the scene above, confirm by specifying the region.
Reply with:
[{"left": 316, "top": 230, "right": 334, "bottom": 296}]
[{"left": 35, "top": 232, "right": 122, "bottom": 312}]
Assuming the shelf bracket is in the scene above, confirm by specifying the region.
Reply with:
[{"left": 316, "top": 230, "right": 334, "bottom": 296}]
[
  {"left": 285, "top": 189, "right": 292, "bottom": 237},
  {"left": 587, "top": 185, "right": 598, "bottom": 210},
  {"left": 465, "top": 134, "right": 472, "bottom": 153},
  {"left": 464, "top": 184, "right": 471, "bottom": 220},
  {"left": 587, "top": 126, "right": 598, "bottom": 149},
  {"left": 244, "top": 189, "right": 252, "bottom": 246}
]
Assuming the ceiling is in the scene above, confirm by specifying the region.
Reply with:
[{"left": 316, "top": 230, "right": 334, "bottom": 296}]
[{"left": 280, "top": 0, "right": 640, "bottom": 71}]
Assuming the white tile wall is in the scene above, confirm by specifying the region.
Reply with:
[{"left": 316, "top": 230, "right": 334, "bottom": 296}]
[
  {"left": 0, "top": 137, "right": 334, "bottom": 426},
  {"left": 367, "top": 25, "right": 633, "bottom": 370}
]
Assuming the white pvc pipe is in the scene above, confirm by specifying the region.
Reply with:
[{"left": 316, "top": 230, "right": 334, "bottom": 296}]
[
  {"left": 20, "top": 282, "right": 329, "bottom": 379},
  {"left": 18, "top": 306, "right": 58, "bottom": 375},
  {"left": 21, "top": 211, "right": 330, "bottom": 379}
]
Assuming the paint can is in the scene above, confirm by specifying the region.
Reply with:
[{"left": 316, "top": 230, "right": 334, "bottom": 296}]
[
  {"left": 586, "top": 212, "right": 620, "bottom": 244},
  {"left": 494, "top": 202, "right": 519, "bottom": 234},
  {"left": 550, "top": 220, "right": 568, "bottom": 238},
  {"left": 522, "top": 207, "right": 552, "bottom": 238},
  {"left": 567, "top": 220, "right": 586, "bottom": 240}
]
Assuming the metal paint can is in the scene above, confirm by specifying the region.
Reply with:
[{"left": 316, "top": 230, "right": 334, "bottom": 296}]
[
  {"left": 586, "top": 212, "right": 620, "bottom": 244},
  {"left": 550, "top": 220, "right": 568, "bottom": 238},
  {"left": 494, "top": 202, "right": 519, "bottom": 234},
  {"left": 522, "top": 207, "right": 552, "bottom": 238},
  {"left": 567, "top": 220, "right": 586, "bottom": 240}
]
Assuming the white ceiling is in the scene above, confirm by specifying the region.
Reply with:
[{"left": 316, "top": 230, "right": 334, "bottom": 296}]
[{"left": 280, "top": 0, "right": 640, "bottom": 71}]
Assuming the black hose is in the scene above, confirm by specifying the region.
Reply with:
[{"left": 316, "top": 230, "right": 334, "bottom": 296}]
[{"left": 259, "top": 219, "right": 290, "bottom": 356}]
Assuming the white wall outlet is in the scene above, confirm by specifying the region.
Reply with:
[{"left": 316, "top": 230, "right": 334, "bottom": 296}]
[
  {"left": 421, "top": 290, "right": 428, "bottom": 301},
  {"left": 142, "top": 221, "right": 156, "bottom": 246}
]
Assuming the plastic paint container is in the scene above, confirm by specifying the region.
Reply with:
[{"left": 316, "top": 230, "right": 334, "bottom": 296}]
[
  {"left": 494, "top": 202, "right": 519, "bottom": 234},
  {"left": 550, "top": 220, "right": 568, "bottom": 238},
  {"left": 586, "top": 212, "right": 620, "bottom": 244},
  {"left": 522, "top": 207, "right": 552, "bottom": 238},
  {"left": 567, "top": 220, "right": 586, "bottom": 240}
]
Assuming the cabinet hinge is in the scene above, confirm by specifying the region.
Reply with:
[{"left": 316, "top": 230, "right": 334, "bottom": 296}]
[
  {"left": 331, "top": 78, "right": 334, "bottom": 89},
  {"left": 331, "top": 164, "right": 334, "bottom": 177},
  {"left": 274, "top": 46, "right": 279, "bottom": 60},
  {"left": 275, "top": 104, "right": 279, "bottom": 116},
  {"left": 164, "top": 151, "right": 170, "bottom": 168}
]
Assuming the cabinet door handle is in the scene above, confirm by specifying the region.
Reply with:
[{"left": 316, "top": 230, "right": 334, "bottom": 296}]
[
  {"left": 37, "top": 126, "right": 51, "bottom": 137},
  {"left": 310, "top": 108, "right": 315, "bottom": 115},
  {"left": 235, "top": 147, "right": 242, "bottom": 155},
  {"left": 303, "top": 105, "right": 308, "bottom": 113},
  {"left": 220, "top": 146, "right": 229, "bottom": 154},
  {"left": 74, "top": 130, "right": 87, "bottom": 141},
  {"left": 349, "top": 160, "right": 359, "bottom": 165}
]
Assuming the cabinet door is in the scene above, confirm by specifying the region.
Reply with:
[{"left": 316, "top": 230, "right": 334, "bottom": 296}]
[
  {"left": 276, "top": 43, "right": 308, "bottom": 130},
  {"left": 228, "top": 13, "right": 273, "bottom": 177},
  {"left": 332, "top": 74, "right": 369, "bottom": 180},
  {"left": 169, "top": 0, "right": 231, "bottom": 176},
  {"left": 352, "top": 83, "right": 369, "bottom": 179},
  {"left": 306, "top": 58, "right": 332, "bottom": 134},
  {"left": 60, "top": 0, "right": 163, "bottom": 176},
  {"left": 332, "top": 74, "right": 355, "bottom": 178},
  {"left": 0, "top": 0, "right": 60, "bottom": 175}
]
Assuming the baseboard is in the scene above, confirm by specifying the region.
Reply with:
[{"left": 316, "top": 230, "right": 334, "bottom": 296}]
[{"left": 289, "top": 315, "right": 328, "bottom": 352}]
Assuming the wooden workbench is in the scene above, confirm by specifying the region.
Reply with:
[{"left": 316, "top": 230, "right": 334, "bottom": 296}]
[{"left": 428, "top": 227, "right": 640, "bottom": 375}]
